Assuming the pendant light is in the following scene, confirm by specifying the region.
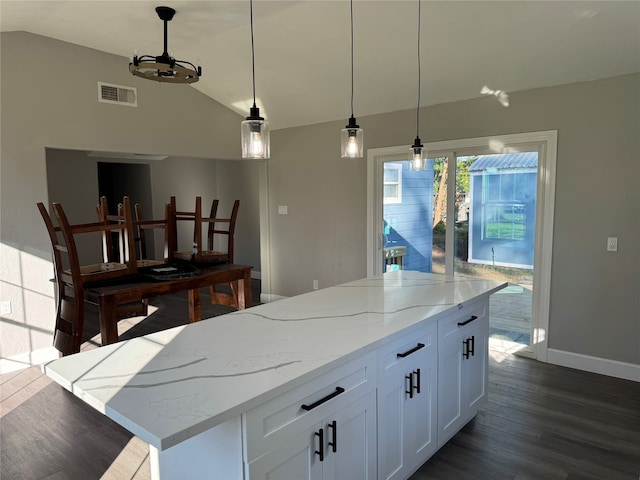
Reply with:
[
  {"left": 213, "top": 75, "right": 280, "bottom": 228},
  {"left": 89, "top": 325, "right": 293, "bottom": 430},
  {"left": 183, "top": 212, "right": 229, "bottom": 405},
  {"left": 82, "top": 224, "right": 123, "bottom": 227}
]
[
  {"left": 410, "top": 0, "right": 426, "bottom": 171},
  {"left": 341, "top": 0, "right": 363, "bottom": 158},
  {"left": 241, "top": 0, "right": 270, "bottom": 159}
]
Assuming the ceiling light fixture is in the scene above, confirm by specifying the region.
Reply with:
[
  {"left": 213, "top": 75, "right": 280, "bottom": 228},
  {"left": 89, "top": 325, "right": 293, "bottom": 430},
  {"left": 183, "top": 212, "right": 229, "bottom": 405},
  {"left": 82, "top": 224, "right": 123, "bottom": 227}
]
[
  {"left": 410, "top": 0, "right": 426, "bottom": 171},
  {"left": 241, "top": 0, "right": 270, "bottom": 159},
  {"left": 129, "top": 6, "right": 201, "bottom": 84},
  {"left": 341, "top": 0, "right": 363, "bottom": 158}
]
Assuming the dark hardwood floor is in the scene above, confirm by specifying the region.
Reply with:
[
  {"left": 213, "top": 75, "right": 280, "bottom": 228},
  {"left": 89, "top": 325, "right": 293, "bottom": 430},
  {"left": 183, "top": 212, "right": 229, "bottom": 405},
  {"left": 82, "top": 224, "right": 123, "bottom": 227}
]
[
  {"left": 2, "top": 285, "right": 639, "bottom": 480},
  {"left": 410, "top": 353, "right": 640, "bottom": 480}
]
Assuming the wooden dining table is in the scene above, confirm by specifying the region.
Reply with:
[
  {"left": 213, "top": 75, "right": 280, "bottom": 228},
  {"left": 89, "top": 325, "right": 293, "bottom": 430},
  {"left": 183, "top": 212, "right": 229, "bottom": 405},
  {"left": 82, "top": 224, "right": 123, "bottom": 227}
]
[{"left": 83, "top": 263, "right": 252, "bottom": 346}]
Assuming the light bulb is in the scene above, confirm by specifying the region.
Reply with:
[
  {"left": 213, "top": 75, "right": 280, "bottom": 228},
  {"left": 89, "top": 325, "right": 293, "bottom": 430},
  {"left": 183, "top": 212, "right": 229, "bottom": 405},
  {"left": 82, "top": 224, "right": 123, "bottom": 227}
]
[
  {"left": 249, "top": 131, "right": 264, "bottom": 157},
  {"left": 413, "top": 153, "right": 422, "bottom": 170},
  {"left": 346, "top": 135, "right": 359, "bottom": 158}
]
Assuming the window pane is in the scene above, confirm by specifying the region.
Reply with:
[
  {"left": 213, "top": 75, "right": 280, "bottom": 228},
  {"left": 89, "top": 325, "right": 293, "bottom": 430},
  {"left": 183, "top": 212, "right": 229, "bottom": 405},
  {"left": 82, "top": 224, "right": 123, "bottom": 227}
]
[
  {"left": 384, "top": 185, "right": 398, "bottom": 198},
  {"left": 485, "top": 174, "right": 500, "bottom": 201},
  {"left": 383, "top": 169, "right": 399, "bottom": 182}
]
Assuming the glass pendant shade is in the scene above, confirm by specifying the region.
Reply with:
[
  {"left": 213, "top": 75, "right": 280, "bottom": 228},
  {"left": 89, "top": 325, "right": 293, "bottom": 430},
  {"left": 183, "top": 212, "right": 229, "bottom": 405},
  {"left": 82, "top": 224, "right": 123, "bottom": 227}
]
[
  {"left": 341, "top": 117, "right": 363, "bottom": 158},
  {"left": 241, "top": 106, "right": 270, "bottom": 159},
  {"left": 410, "top": 137, "right": 427, "bottom": 171}
]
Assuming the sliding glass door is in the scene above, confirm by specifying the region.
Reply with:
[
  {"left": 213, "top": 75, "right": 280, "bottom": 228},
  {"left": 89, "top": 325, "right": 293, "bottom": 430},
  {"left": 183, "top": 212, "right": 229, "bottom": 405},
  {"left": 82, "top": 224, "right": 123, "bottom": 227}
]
[{"left": 367, "top": 132, "right": 557, "bottom": 361}]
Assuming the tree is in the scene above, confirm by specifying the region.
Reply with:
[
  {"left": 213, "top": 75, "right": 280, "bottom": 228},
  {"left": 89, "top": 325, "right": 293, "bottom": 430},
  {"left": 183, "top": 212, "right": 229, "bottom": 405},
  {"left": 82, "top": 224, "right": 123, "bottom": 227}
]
[
  {"left": 432, "top": 156, "right": 477, "bottom": 229},
  {"left": 432, "top": 159, "right": 447, "bottom": 228}
]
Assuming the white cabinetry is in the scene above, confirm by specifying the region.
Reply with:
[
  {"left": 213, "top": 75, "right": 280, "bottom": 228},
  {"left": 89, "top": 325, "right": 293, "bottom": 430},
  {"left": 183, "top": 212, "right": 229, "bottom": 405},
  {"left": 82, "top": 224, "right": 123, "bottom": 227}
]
[
  {"left": 247, "top": 392, "right": 376, "bottom": 480},
  {"left": 244, "top": 352, "right": 377, "bottom": 480},
  {"left": 377, "top": 324, "right": 438, "bottom": 480},
  {"left": 437, "top": 298, "right": 489, "bottom": 447}
]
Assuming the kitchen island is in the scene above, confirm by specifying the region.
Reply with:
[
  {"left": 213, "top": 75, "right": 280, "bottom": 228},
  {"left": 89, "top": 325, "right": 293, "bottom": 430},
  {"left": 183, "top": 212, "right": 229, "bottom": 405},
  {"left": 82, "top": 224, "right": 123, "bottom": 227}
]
[{"left": 43, "top": 271, "right": 506, "bottom": 479}]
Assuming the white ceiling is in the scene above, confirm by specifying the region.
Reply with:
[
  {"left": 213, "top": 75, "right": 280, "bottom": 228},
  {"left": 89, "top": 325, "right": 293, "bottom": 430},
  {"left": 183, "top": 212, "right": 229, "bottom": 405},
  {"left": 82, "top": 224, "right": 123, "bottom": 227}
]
[{"left": 2, "top": 0, "right": 639, "bottom": 130}]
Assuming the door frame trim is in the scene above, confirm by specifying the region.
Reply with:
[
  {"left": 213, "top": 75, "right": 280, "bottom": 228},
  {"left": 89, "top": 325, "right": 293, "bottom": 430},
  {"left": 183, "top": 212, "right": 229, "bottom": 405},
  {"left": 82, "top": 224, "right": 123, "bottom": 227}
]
[{"left": 367, "top": 131, "right": 557, "bottom": 363}]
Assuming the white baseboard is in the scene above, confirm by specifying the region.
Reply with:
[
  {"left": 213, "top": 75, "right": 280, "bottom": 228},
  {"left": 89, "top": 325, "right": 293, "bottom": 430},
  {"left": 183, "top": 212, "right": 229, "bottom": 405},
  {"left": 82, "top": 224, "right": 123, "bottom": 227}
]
[
  {"left": 547, "top": 348, "right": 640, "bottom": 382},
  {"left": 259, "top": 293, "right": 288, "bottom": 304},
  {"left": 0, "top": 346, "right": 60, "bottom": 375}
]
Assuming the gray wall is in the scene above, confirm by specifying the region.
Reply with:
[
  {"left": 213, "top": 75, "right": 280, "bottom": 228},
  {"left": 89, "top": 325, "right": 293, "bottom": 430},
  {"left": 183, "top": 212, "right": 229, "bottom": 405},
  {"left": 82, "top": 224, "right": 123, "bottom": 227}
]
[
  {"left": 269, "top": 73, "right": 640, "bottom": 365},
  {"left": 2, "top": 31, "right": 638, "bottom": 370},
  {"left": 0, "top": 32, "right": 260, "bottom": 358}
]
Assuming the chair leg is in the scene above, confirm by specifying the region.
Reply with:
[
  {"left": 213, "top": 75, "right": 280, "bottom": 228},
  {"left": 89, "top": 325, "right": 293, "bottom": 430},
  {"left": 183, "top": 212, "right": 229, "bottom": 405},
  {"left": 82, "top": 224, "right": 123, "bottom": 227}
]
[
  {"left": 209, "top": 282, "right": 239, "bottom": 309},
  {"left": 54, "top": 292, "right": 83, "bottom": 356}
]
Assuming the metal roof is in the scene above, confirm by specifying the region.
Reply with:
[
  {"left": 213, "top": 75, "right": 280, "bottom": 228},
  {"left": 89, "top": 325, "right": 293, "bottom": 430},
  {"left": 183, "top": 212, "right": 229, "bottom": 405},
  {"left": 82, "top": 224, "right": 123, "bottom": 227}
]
[{"left": 469, "top": 152, "right": 538, "bottom": 171}]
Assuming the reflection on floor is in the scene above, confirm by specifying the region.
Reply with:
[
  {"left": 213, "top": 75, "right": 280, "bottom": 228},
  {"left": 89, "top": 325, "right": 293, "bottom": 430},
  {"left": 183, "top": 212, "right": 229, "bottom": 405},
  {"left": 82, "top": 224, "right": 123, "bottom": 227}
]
[{"left": 489, "top": 283, "right": 532, "bottom": 354}]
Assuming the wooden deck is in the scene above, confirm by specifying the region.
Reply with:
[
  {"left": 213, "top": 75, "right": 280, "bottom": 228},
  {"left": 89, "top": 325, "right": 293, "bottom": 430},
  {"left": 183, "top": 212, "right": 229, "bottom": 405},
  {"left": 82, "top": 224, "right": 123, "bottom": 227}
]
[{"left": 489, "top": 282, "right": 533, "bottom": 352}]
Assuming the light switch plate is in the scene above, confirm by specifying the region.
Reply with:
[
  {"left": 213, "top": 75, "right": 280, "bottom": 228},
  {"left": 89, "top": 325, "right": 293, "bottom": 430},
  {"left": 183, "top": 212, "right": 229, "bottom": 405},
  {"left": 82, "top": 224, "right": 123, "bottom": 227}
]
[
  {"left": 607, "top": 237, "right": 618, "bottom": 252},
  {"left": 1, "top": 301, "right": 11, "bottom": 315},
  {"left": 278, "top": 205, "right": 288, "bottom": 215}
]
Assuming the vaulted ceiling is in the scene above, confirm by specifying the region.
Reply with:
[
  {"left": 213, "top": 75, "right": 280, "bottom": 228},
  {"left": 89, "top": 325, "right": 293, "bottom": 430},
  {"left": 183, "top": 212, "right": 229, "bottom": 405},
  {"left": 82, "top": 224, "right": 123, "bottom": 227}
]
[{"left": 2, "top": 1, "right": 639, "bottom": 130}]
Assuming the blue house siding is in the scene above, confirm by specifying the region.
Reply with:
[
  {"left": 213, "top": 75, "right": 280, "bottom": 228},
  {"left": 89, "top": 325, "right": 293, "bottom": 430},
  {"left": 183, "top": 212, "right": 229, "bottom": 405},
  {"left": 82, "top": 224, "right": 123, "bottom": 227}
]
[{"left": 383, "top": 162, "right": 434, "bottom": 273}]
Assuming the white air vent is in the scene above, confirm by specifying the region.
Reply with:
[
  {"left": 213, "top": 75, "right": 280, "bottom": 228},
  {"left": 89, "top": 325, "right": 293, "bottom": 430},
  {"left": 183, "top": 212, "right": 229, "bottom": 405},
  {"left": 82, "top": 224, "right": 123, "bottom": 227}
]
[{"left": 98, "top": 82, "right": 137, "bottom": 107}]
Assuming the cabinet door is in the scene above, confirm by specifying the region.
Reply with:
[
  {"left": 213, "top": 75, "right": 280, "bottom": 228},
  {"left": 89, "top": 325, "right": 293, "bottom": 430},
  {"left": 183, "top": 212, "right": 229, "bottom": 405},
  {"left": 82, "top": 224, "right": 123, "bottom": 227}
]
[
  {"left": 247, "top": 424, "right": 322, "bottom": 480},
  {"left": 322, "top": 391, "right": 377, "bottom": 480},
  {"left": 463, "top": 315, "right": 489, "bottom": 413},
  {"left": 378, "top": 338, "right": 437, "bottom": 480},
  {"left": 407, "top": 348, "right": 438, "bottom": 467},
  {"left": 437, "top": 330, "right": 465, "bottom": 447},
  {"left": 377, "top": 371, "right": 406, "bottom": 480}
]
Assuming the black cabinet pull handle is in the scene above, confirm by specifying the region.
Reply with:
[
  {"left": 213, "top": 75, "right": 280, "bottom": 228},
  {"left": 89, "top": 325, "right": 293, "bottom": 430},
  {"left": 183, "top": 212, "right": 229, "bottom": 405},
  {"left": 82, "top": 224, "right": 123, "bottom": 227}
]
[
  {"left": 469, "top": 335, "right": 475, "bottom": 357},
  {"left": 463, "top": 339, "right": 470, "bottom": 359},
  {"left": 328, "top": 420, "right": 337, "bottom": 453},
  {"left": 405, "top": 373, "right": 414, "bottom": 398},
  {"left": 414, "top": 368, "right": 421, "bottom": 394},
  {"left": 397, "top": 343, "right": 425, "bottom": 358},
  {"left": 315, "top": 428, "right": 324, "bottom": 461},
  {"left": 457, "top": 315, "right": 478, "bottom": 327},
  {"left": 301, "top": 387, "right": 345, "bottom": 411}
]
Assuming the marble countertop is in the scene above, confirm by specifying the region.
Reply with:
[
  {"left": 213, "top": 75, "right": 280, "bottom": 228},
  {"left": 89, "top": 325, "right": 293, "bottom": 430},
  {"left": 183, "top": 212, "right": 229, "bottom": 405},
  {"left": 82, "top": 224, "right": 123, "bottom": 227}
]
[{"left": 43, "top": 271, "right": 506, "bottom": 450}]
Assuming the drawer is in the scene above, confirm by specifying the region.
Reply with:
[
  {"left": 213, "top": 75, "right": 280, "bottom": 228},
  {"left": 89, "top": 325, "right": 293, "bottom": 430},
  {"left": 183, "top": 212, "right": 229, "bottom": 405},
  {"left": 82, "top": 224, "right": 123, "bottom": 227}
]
[
  {"left": 437, "top": 298, "right": 488, "bottom": 342},
  {"left": 243, "top": 350, "right": 376, "bottom": 463},
  {"left": 378, "top": 322, "right": 437, "bottom": 377}
]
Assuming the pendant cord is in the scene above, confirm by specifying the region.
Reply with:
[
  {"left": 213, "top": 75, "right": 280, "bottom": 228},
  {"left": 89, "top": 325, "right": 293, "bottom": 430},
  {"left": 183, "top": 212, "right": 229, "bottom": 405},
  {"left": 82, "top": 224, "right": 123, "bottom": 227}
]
[
  {"left": 416, "top": 0, "right": 422, "bottom": 139},
  {"left": 250, "top": 0, "right": 257, "bottom": 108},
  {"left": 350, "top": 0, "right": 355, "bottom": 118}
]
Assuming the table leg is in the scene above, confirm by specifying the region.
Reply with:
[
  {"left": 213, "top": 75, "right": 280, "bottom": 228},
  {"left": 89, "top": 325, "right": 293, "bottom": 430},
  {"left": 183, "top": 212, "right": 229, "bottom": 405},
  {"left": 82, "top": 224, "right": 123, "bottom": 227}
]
[
  {"left": 99, "top": 297, "right": 119, "bottom": 345},
  {"left": 188, "top": 288, "right": 202, "bottom": 323}
]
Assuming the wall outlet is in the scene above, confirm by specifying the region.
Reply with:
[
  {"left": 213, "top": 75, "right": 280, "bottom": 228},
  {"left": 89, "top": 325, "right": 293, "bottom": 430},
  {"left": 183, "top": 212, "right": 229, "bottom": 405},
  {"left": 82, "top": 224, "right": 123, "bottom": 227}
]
[
  {"left": 1, "top": 301, "right": 11, "bottom": 315},
  {"left": 607, "top": 237, "right": 618, "bottom": 252},
  {"left": 313, "top": 280, "right": 318, "bottom": 290},
  {"left": 278, "top": 205, "right": 288, "bottom": 215}
]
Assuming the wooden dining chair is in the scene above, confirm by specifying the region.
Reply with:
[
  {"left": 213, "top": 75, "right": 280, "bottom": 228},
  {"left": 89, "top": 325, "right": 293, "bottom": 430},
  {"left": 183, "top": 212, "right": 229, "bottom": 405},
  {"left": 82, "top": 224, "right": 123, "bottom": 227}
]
[
  {"left": 38, "top": 197, "right": 141, "bottom": 355},
  {"left": 170, "top": 196, "right": 240, "bottom": 264},
  {"left": 206, "top": 199, "right": 240, "bottom": 265},
  {"left": 97, "top": 196, "right": 172, "bottom": 267},
  {"left": 169, "top": 196, "right": 242, "bottom": 308},
  {"left": 205, "top": 199, "right": 241, "bottom": 308},
  {"left": 134, "top": 202, "right": 176, "bottom": 265}
]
